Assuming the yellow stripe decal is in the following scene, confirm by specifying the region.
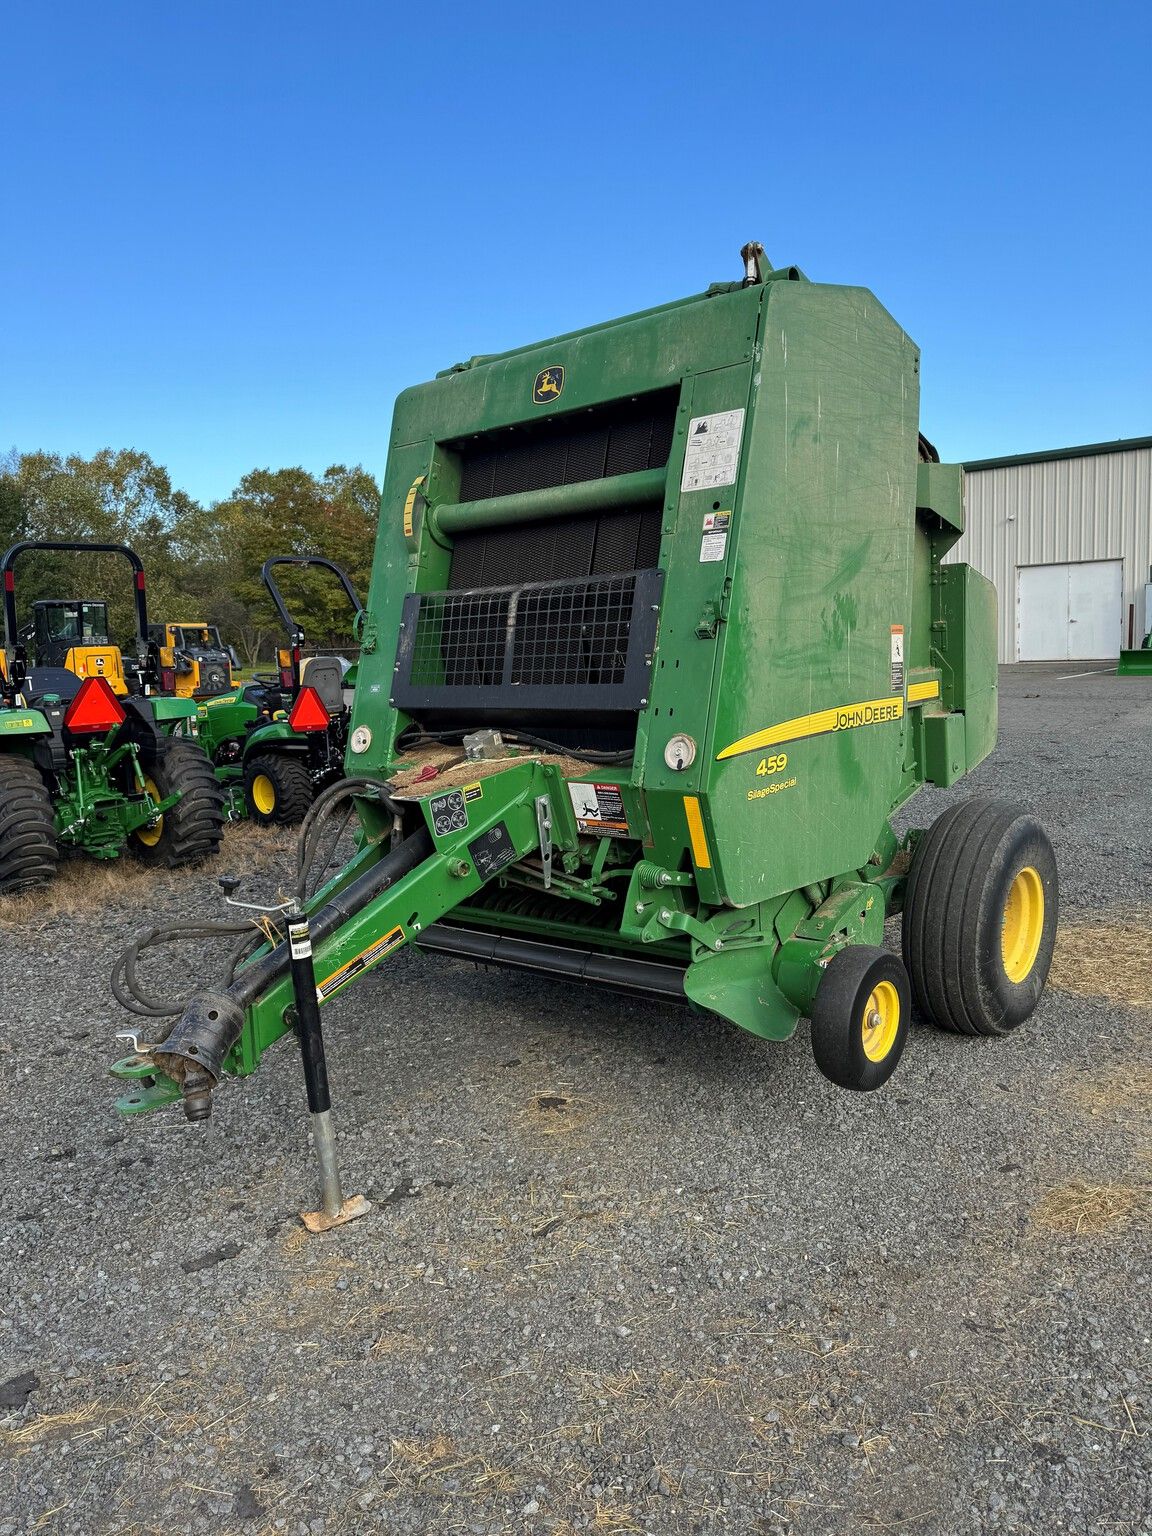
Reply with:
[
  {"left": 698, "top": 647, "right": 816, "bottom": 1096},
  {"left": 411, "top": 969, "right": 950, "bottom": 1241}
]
[
  {"left": 717, "top": 694, "right": 905, "bottom": 761},
  {"left": 403, "top": 475, "right": 425, "bottom": 537},
  {"left": 683, "top": 796, "right": 712, "bottom": 869},
  {"left": 907, "top": 679, "right": 940, "bottom": 703}
]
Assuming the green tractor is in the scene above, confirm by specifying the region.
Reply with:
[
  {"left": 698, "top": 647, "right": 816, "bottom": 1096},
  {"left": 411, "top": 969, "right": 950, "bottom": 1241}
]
[
  {"left": 0, "top": 540, "right": 225, "bottom": 893},
  {"left": 194, "top": 556, "right": 362, "bottom": 824}
]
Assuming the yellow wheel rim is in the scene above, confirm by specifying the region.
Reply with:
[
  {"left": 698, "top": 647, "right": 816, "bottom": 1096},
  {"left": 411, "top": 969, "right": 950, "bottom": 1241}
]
[
  {"left": 250, "top": 773, "right": 277, "bottom": 816},
  {"left": 135, "top": 775, "right": 164, "bottom": 847},
  {"left": 861, "top": 979, "right": 900, "bottom": 1062},
  {"left": 1001, "top": 866, "right": 1045, "bottom": 983}
]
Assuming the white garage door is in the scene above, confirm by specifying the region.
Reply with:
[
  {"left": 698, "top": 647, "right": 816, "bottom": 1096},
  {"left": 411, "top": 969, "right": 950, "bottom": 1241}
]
[{"left": 1016, "top": 560, "right": 1123, "bottom": 661}]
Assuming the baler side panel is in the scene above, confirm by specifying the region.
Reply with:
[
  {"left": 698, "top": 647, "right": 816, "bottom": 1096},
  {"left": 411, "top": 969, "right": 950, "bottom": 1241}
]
[{"left": 702, "top": 283, "right": 921, "bottom": 905}]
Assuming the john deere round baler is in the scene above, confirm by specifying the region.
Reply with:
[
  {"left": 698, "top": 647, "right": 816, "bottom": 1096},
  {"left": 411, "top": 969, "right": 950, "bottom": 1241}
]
[{"left": 113, "top": 246, "right": 1058, "bottom": 1199}]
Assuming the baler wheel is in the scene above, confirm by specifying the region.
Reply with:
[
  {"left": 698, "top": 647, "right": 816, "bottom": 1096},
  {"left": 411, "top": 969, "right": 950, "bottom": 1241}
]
[
  {"left": 131, "top": 739, "right": 225, "bottom": 868},
  {"left": 810, "top": 945, "right": 911, "bottom": 1091},
  {"left": 901, "top": 797, "right": 1058, "bottom": 1036},
  {"left": 243, "top": 753, "right": 314, "bottom": 826},
  {"left": 0, "top": 755, "right": 59, "bottom": 893}
]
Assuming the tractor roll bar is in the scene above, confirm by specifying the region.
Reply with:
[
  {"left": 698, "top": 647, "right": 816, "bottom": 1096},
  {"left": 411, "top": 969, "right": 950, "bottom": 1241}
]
[
  {"left": 0, "top": 540, "right": 157, "bottom": 695},
  {"left": 1, "top": 540, "right": 150, "bottom": 650},
  {"left": 261, "top": 557, "right": 363, "bottom": 650}
]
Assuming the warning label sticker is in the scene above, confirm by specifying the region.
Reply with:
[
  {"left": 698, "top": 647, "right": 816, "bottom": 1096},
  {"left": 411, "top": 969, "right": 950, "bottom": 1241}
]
[
  {"left": 428, "top": 788, "right": 469, "bottom": 836},
  {"left": 680, "top": 409, "right": 746, "bottom": 492},
  {"left": 568, "top": 781, "right": 630, "bottom": 837},
  {"left": 699, "top": 508, "right": 731, "bottom": 563},
  {"left": 890, "top": 625, "right": 905, "bottom": 694},
  {"left": 317, "top": 925, "right": 405, "bottom": 1001}
]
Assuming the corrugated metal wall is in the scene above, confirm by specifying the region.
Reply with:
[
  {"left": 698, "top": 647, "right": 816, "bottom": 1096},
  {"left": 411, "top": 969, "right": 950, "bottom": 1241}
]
[{"left": 946, "top": 444, "right": 1152, "bottom": 661}]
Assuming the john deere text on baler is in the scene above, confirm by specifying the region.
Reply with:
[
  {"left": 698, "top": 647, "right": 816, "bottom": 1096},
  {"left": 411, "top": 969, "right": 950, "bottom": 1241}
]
[
  {"left": 112, "top": 246, "right": 1058, "bottom": 1214},
  {"left": 0, "top": 540, "right": 225, "bottom": 891}
]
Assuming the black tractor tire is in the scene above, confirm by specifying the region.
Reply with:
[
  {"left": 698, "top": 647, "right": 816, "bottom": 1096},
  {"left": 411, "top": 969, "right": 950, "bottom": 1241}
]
[
  {"left": 810, "top": 944, "right": 912, "bottom": 1091},
  {"left": 131, "top": 738, "right": 226, "bottom": 868},
  {"left": 243, "top": 753, "right": 314, "bottom": 826},
  {"left": 902, "top": 797, "right": 1058, "bottom": 1037},
  {"left": 0, "top": 755, "right": 59, "bottom": 893}
]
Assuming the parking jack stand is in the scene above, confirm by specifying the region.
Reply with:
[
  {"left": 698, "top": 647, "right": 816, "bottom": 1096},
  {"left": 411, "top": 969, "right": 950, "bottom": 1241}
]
[{"left": 287, "top": 908, "right": 371, "bottom": 1233}]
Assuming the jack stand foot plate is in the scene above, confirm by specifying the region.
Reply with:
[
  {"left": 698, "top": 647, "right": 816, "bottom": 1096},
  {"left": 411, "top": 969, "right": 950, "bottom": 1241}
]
[{"left": 300, "top": 1194, "right": 372, "bottom": 1234}]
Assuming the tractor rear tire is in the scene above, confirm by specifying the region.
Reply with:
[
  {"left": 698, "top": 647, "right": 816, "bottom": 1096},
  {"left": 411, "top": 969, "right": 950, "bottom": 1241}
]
[
  {"left": 810, "top": 945, "right": 911, "bottom": 1091},
  {"left": 132, "top": 739, "right": 226, "bottom": 868},
  {"left": 902, "top": 797, "right": 1058, "bottom": 1036},
  {"left": 243, "top": 754, "right": 314, "bottom": 826},
  {"left": 0, "top": 756, "right": 59, "bottom": 893}
]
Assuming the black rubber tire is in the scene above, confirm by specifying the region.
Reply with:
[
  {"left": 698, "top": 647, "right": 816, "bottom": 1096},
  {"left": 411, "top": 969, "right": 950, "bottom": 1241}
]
[
  {"left": 0, "top": 755, "right": 59, "bottom": 893},
  {"left": 902, "top": 797, "right": 1058, "bottom": 1036},
  {"left": 810, "top": 945, "right": 911, "bottom": 1092},
  {"left": 131, "top": 738, "right": 226, "bottom": 868},
  {"left": 243, "top": 753, "right": 314, "bottom": 826}
]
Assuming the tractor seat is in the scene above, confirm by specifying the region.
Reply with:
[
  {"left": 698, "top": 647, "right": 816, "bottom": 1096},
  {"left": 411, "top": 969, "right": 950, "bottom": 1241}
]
[
  {"left": 298, "top": 656, "right": 343, "bottom": 716},
  {"left": 21, "top": 666, "right": 83, "bottom": 704}
]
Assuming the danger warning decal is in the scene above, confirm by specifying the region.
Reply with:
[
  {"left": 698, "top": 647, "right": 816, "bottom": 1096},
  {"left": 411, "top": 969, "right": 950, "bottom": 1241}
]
[
  {"left": 568, "top": 781, "right": 630, "bottom": 837},
  {"left": 316, "top": 925, "right": 405, "bottom": 1002}
]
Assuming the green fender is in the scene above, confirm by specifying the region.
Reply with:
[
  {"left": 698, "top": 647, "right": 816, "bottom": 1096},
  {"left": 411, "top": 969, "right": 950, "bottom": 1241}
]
[
  {"left": 242, "top": 718, "right": 308, "bottom": 761},
  {"left": 0, "top": 707, "right": 52, "bottom": 737},
  {"left": 148, "top": 695, "right": 199, "bottom": 723}
]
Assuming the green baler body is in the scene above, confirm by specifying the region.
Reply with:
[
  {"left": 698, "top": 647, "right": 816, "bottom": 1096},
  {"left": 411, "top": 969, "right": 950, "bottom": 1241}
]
[
  {"left": 355, "top": 271, "right": 994, "bottom": 906},
  {"left": 115, "top": 259, "right": 1000, "bottom": 1114}
]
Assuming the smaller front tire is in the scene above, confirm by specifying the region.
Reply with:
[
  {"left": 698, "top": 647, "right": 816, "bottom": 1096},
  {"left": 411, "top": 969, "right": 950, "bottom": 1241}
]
[
  {"left": 810, "top": 945, "right": 911, "bottom": 1091},
  {"left": 243, "top": 753, "right": 314, "bottom": 826}
]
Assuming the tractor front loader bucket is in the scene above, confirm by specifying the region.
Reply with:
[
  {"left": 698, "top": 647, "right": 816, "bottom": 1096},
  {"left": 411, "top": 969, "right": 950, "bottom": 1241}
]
[{"left": 1117, "top": 645, "right": 1152, "bottom": 677}]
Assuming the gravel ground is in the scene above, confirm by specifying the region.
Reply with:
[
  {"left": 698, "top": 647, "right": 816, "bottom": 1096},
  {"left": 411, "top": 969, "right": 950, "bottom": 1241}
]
[{"left": 1, "top": 664, "right": 1149, "bottom": 1536}]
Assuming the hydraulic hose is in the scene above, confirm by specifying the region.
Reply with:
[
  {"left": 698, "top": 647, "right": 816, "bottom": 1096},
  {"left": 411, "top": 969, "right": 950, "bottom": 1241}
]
[{"left": 154, "top": 825, "right": 434, "bottom": 1120}]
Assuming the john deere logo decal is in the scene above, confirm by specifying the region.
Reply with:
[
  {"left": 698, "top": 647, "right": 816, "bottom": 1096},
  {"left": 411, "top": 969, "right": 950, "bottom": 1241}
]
[{"left": 532, "top": 366, "right": 564, "bottom": 405}]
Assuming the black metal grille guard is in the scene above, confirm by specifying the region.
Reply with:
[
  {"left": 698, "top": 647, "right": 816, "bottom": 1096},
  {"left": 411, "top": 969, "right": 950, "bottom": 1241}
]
[{"left": 391, "top": 568, "right": 664, "bottom": 714}]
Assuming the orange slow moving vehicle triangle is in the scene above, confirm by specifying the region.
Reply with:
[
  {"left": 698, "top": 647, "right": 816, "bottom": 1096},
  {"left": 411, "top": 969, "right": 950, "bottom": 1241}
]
[
  {"left": 62, "top": 675, "right": 127, "bottom": 733},
  {"left": 287, "top": 685, "right": 330, "bottom": 733}
]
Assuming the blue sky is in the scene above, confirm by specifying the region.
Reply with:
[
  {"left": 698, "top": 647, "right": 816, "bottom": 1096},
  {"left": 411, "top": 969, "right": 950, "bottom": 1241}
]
[{"left": 3, "top": 1, "right": 1149, "bottom": 504}]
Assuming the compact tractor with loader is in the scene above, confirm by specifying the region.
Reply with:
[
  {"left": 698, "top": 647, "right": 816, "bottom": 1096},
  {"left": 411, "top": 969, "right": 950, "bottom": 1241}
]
[
  {"left": 112, "top": 245, "right": 1058, "bottom": 1228},
  {"left": 0, "top": 540, "right": 225, "bottom": 892},
  {"left": 193, "top": 556, "right": 361, "bottom": 824},
  {"left": 148, "top": 621, "right": 236, "bottom": 699}
]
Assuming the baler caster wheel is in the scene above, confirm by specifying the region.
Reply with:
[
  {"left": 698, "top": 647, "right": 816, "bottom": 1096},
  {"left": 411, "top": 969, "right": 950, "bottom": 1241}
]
[
  {"left": 902, "top": 797, "right": 1058, "bottom": 1036},
  {"left": 810, "top": 945, "right": 911, "bottom": 1091}
]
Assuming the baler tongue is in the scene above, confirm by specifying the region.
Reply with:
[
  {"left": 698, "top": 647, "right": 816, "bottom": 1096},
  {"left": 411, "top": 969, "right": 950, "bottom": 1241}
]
[{"left": 113, "top": 759, "right": 559, "bottom": 1221}]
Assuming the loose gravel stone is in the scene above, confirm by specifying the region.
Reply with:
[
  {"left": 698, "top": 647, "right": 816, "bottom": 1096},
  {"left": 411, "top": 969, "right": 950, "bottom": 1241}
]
[{"left": 0, "top": 668, "right": 1149, "bottom": 1533}]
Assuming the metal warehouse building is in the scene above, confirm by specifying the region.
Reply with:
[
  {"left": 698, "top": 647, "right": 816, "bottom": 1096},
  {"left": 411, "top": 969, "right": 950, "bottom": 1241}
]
[{"left": 947, "top": 436, "right": 1152, "bottom": 663}]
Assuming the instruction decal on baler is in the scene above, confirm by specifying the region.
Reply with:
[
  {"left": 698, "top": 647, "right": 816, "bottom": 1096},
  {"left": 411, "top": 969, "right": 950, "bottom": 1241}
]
[
  {"left": 316, "top": 926, "right": 405, "bottom": 1001},
  {"left": 428, "top": 789, "right": 469, "bottom": 835},
  {"left": 717, "top": 695, "right": 905, "bottom": 760},
  {"left": 567, "top": 782, "right": 630, "bottom": 837},
  {"left": 699, "top": 509, "right": 731, "bottom": 563},
  {"left": 468, "top": 822, "right": 518, "bottom": 878},
  {"left": 890, "top": 625, "right": 905, "bottom": 694},
  {"left": 680, "top": 409, "right": 745, "bottom": 492}
]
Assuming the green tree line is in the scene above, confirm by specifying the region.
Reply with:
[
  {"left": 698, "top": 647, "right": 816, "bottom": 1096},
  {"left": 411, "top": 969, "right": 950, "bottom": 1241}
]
[{"left": 0, "top": 448, "right": 379, "bottom": 666}]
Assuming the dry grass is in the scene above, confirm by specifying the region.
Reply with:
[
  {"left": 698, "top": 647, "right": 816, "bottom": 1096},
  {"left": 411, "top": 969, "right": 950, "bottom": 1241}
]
[
  {"left": 1049, "top": 919, "right": 1152, "bottom": 1007},
  {"left": 1032, "top": 1178, "right": 1148, "bottom": 1236},
  {"left": 0, "top": 819, "right": 290, "bottom": 931},
  {"left": 514, "top": 1088, "right": 595, "bottom": 1140},
  {"left": 1067, "top": 1064, "right": 1152, "bottom": 1122}
]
